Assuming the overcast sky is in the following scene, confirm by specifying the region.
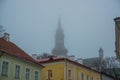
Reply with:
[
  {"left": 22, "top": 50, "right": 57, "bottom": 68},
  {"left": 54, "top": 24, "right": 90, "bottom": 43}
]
[{"left": 0, "top": 0, "right": 120, "bottom": 58}]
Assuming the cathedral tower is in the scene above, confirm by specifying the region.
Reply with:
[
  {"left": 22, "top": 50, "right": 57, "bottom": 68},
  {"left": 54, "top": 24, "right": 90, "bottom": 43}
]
[
  {"left": 52, "top": 18, "right": 68, "bottom": 57},
  {"left": 99, "top": 47, "right": 104, "bottom": 68},
  {"left": 99, "top": 47, "right": 103, "bottom": 59}
]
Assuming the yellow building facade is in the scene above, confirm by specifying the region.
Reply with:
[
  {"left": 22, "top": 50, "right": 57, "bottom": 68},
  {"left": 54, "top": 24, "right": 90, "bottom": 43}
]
[{"left": 38, "top": 57, "right": 101, "bottom": 80}]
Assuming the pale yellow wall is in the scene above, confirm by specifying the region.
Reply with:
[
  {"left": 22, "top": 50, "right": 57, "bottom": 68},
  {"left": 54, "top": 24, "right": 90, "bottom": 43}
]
[
  {"left": 0, "top": 54, "right": 42, "bottom": 80},
  {"left": 66, "top": 62, "right": 100, "bottom": 80},
  {"left": 42, "top": 62, "right": 64, "bottom": 80},
  {"left": 42, "top": 61, "right": 101, "bottom": 80}
]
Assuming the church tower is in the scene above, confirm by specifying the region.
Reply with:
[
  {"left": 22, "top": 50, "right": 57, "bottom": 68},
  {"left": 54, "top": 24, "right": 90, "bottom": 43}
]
[
  {"left": 98, "top": 47, "right": 104, "bottom": 71},
  {"left": 52, "top": 18, "right": 68, "bottom": 57},
  {"left": 99, "top": 47, "right": 103, "bottom": 59}
]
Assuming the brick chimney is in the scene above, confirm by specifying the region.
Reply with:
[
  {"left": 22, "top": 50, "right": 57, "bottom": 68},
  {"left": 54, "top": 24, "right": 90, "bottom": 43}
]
[{"left": 3, "top": 33, "right": 10, "bottom": 41}]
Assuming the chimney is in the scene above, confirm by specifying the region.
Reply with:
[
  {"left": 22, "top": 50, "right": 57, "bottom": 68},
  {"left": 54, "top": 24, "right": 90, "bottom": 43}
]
[
  {"left": 3, "top": 33, "right": 10, "bottom": 41},
  {"left": 76, "top": 58, "right": 83, "bottom": 64},
  {"left": 32, "top": 54, "right": 37, "bottom": 60}
]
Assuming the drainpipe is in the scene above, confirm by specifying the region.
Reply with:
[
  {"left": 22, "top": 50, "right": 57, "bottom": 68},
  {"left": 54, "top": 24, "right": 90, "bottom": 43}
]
[
  {"left": 64, "top": 58, "right": 67, "bottom": 80},
  {"left": 100, "top": 73, "right": 102, "bottom": 80}
]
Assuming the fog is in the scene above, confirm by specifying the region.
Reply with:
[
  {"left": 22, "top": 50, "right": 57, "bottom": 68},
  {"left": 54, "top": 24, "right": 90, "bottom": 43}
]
[{"left": 0, "top": 0, "right": 120, "bottom": 58}]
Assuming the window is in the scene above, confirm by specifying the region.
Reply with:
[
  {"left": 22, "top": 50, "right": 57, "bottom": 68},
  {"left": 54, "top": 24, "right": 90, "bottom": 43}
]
[
  {"left": 81, "top": 73, "right": 84, "bottom": 80},
  {"left": 86, "top": 75, "right": 89, "bottom": 80},
  {"left": 14, "top": 64, "right": 20, "bottom": 79},
  {"left": 34, "top": 71, "right": 39, "bottom": 80},
  {"left": 91, "top": 76, "right": 94, "bottom": 80},
  {"left": 47, "top": 70, "right": 52, "bottom": 80},
  {"left": 1, "top": 61, "right": 9, "bottom": 76},
  {"left": 68, "top": 69, "right": 72, "bottom": 80},
  {"left": 97, "top": 78, "right": 99, "bottom": 80},
  {"left": 25, "top": 68, "right": 30, "bottom": 80}
]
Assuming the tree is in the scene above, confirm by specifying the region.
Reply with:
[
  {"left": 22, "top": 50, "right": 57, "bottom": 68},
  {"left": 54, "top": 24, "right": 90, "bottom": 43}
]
[
  {"left": 37, "top": 53, "right": 53, "bottom": 59},
  {"left": 101, "top": 56, "right": 120, "bottom": 79}
]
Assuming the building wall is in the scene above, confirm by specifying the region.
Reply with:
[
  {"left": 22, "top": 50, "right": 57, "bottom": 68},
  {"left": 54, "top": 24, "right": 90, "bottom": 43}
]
[
  {"left": 115, "top": 23, "right": 120, "bottom": 58},
  {"left": 114, "top": 18, "right": 120, "bottom": 59},
  {"left": 42, "top": 60, "right": 101, "bottom": 80},
  {"left": 0, "top": 54, "right": 42, "bottom": 80},
  {"left": 42, "top": 62, "right": 65, "bottom": 80},
  {"left": 66, "top": 62, "right": 100, "bottom": 80}
]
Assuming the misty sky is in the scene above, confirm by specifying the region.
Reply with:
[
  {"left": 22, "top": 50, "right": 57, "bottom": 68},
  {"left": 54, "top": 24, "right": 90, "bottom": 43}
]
[{"left": 0, "top": 0, "right": 120, "bottom": 58}]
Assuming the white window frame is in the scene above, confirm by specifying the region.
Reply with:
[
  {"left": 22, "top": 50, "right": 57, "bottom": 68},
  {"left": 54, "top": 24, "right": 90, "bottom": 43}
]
[
  {"left": 91, "top": 76, "right": 94, "bottom": 80},
  {"left": 46, "top": 69, "right": 53, "bottom": 80},
  {"left": 34, "top": 70, "right": 39, "bottom": 80},
  {"left": 68, "top": 69, "right": 72, "bottom": 80},
  {"left": 14, "top": 64, "right": 21, "bottom": 79},
  {"left": 81, "top": 73, "right": 84, "bottom": 80},
  {"left": 86, "top": 75, "right": 90, "bottom": 80},
  {"left": 1, "top": 60, "right": 9, "bottom": 77},
  {"left": 25, "top": 68, "right": 30, "bottom": 80}
]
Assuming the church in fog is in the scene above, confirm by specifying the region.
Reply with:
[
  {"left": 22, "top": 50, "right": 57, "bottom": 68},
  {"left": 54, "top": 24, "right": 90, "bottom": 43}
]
[{"left": 52, "top": 18, "right": 68, "bottom": 57}]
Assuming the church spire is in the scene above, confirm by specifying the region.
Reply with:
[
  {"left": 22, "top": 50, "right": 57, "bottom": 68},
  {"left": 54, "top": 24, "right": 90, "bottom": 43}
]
[
  {"left": 99, "top": 47, "right": 103, "bottom": 55},
  {"left": 52, "top": 17, "right": 68, "bottom": 57},
  {"left": 99, "top": 47, "right": 104, "bottom": 60},
  {"left": 58, "top": 16, "right": 61, "bottom": 28},
  {"left": 57, "top": 16, "right": 63, "bottom": 33}
]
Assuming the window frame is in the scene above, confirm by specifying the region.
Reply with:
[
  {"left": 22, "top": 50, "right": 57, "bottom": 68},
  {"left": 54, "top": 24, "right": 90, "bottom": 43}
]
[
  {"left": 86, "top": 75, "right": 90, "bottom": 80},
  {"left": 25, "top": 68, "right": 30, "bottom": 80},
  {"left": 46, "top": 69, "right": 53, "bottom": 80},
  {"left": 1, "top": 60, "right": 9, "bottom": 77},
  {"left": 81, "top": 73, "right": 84, "bottom": 80},
  {"left": 68, "top": 69, "right": 72, "bottom": 80},
  {"left": 14, "top": 64, "right": 21, "bottom": 79},
  {"left": 91, "top": 76, "right": 94, "bottom": 80},
  {"left": 34, "top": 70, "right": 39, "bottom": 80}
]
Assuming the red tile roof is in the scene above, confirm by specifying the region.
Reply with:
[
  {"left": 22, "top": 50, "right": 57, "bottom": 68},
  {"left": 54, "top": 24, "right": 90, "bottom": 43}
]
[
  {"left": 37, "top": 57, "right": 100, "bottom": 73},
  {"left": 0, "top": 38, "right": 44, "bottom": 67},
  {"left": 37, "top": 56, "right": 61, "bottom": 62}
]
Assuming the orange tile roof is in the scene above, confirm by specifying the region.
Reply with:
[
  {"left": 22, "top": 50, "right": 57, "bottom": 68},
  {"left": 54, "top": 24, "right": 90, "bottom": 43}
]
[
  {"left": 37, "top": 56, "right": 61, "bottom": 62},
  {"left": 0, "top": 38, "right": 44, "bottom": 67}
]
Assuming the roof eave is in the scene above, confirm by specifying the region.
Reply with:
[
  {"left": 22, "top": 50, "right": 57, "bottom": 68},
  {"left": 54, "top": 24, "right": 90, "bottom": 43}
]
[
  {"left": 38, "top": 58, "right": 100, "bottom": 73},
  {"left": 0, "top": 49, "right": 44, "bottom": 68}
]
